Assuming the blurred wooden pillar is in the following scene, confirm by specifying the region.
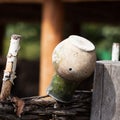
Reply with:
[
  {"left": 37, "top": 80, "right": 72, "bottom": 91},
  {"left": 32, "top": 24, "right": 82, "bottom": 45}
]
[{"left": 39, "top": 0, "right": 63, "bottom": 95}]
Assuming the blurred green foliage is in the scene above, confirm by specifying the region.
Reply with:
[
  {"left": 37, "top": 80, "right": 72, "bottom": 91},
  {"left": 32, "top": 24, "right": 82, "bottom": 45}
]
[
  {"left": 81, "top": 23, "right": 120, "bottom": 60},
  {"left": 3, "top": 22, "right": 120, "bottom": 60},
  {"left": 3, "top": 22, "right": 40, "bottom": 60}
]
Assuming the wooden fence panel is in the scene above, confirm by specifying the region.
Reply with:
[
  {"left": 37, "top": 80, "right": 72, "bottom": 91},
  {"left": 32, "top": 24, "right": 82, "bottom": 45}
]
[{"left": 91, "top": 61, "right": 120, "bottom": 120}]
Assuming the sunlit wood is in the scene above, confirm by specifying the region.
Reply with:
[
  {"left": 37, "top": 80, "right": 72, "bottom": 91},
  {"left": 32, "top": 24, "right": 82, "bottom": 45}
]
[{"left": 39, "top": 0, "right": 63, "bottom": 95}]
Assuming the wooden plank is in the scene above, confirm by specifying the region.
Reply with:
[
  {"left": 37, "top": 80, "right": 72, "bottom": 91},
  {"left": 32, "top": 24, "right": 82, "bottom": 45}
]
[
  {"left": 0, "top": 4, "right": 41, "bottom": 23},
  {"left": 0, "top": 0, "right": 42, "bottom": 4},
  {"left": 108, "top": 62, "right": 120, "bottom": 120},
  {"left": 101, "top": 62, "right": 115, "bottom": 120},
  {"left": 91, "top": 61, "right": 120, "bottom": 120},
  {"left": 39, "top": 0, "right": 63, "bottom": 95},
  {"left": 90, "top": 62, "right": 104, "bottom": 120},
  {"left": 64, "top": 2, "right": 120, "bottom": 24},
  {"left": 0, "top": 0, "right": 116, "bottom": 4},
  {"left": 0, "top": 2, "right": 120, "bottom": 24}
]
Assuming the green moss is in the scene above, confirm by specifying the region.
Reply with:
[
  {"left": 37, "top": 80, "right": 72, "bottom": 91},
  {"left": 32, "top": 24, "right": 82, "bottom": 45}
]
[{"left": 47, "top": 74, "right": 79, "bottom": 103}]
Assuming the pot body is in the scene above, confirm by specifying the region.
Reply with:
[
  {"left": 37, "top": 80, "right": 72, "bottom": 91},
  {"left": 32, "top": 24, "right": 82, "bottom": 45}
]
[
  {"left": 47, "top": 35, "right": 96, "bottom": 102},
  {"left": 52, "top": 35, "right": 96, "bottom": 82}
]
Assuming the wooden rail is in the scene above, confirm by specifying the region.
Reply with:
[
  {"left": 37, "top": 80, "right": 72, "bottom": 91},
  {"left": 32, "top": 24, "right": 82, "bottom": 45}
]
[{"left": 0, "top": 91, "right": 91, "bottom": 120}]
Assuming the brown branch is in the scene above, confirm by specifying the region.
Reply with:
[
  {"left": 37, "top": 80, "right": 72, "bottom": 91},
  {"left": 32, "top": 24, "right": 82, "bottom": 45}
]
[
  {"left": 0, "top": 91, "right": 92, "bottom": 120},
  {"left": 0, "top": 34, "right": 21, "bottom": 100}
]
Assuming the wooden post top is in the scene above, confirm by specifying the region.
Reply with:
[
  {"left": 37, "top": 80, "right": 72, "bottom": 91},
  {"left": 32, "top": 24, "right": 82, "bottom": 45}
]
[
  {"left": 91, "top": 60, "right": 120, "bottom": 120},
  {"left": 97, "top": 60, "right": 120, "bottom": 64}
]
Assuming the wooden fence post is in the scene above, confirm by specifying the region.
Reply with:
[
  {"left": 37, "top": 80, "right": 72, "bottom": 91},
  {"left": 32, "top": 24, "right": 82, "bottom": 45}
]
[
  {"left": 39, "top": 0, "right": 63, "bottom": 95},
  {"left": 112, "top": 43, "right": 120, "bottom": 61},
  {"left": 90, "top": 61, "right": 120, "bottom": 120}
]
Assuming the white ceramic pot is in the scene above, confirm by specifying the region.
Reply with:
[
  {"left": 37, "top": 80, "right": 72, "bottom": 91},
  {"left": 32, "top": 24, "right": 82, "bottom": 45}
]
[{"left": 52, "top": 35, "right": 96, "bottom": 82}]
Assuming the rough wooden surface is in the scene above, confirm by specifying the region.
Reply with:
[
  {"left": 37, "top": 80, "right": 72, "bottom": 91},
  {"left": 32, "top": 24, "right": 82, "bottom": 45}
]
[
  {"left": 91, "top": 61, "right": 120, "bottom": 120},
  {"left": 0, "top": 91, "right": 91, "bottom": 120}
]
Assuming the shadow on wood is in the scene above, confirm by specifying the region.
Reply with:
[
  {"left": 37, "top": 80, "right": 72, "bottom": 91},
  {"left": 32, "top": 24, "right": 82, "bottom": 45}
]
[{"left": 91, "top": 61, "right": 117, "bottom": 120}]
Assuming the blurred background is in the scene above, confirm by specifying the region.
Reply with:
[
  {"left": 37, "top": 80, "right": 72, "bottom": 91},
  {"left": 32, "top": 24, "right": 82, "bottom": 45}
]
[{"left": 0, "top": 0, "right": 120, "bottom": 97}]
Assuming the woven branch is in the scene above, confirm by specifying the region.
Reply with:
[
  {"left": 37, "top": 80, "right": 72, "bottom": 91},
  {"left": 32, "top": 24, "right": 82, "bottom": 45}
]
[{"left": 0, "top": 91, "right": 92, "bottom": 120}]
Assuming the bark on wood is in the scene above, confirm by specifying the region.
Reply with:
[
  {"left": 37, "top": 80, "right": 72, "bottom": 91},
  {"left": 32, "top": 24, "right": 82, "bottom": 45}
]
[
  {"left": 0, "top": 81, "right": 12, "bottom": 100},
  {"left": 91, "top": 61, "right": 120, "bottom": 120},
  {"left": 0, "top": 91, "right": 91, "bottom": 120},
  {"left": 0, "top": 34, "right": 21, "bottom": 100}
]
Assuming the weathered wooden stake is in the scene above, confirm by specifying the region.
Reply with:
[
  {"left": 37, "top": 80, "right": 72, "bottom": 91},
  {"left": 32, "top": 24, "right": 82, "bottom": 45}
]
[
  {"left": 0, "top": 34, "right": 21, "bottom": 100},
  {"left": 91, "top": 61, "right": 120, "bottom": 120},
  {"left": 112, "top": 43, "right": 120, "bottom": 61},
  {"left": 39, "top": 0, "right": 63, "bottom": 95},
  {"left": 91, "top": 42, "right": 120, "bottom": 120}
]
